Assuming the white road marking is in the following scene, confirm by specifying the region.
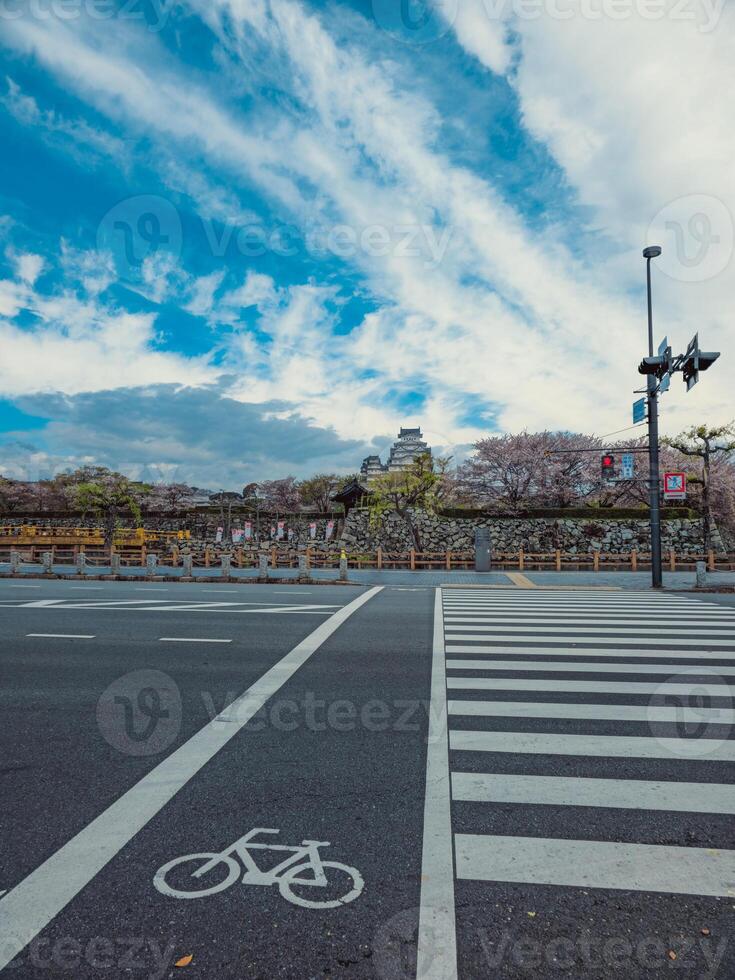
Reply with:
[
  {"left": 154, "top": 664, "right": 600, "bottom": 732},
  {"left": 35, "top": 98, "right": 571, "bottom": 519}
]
[
  {"left": 449, "top": 700, "right": 735, "bottom": 723},
  {"left": 444, "top": 624, "right": 735, "bottom": 638},
  {"left": 26, "top": 633, "right": 95, "bottom": 639},
  {"left": 446, "top": 676, "right": 733, "bottom": 695},
  {"left": 159, "top": 637, "right": 232, "bottom": 644},
  {"left": 19, "top": 599, "right": 67, "bottom": 607},
  {"left": 445, "top": 633, "right": 735, "bottom": 647},
  {"left": 445, "top": 644, "right": 735, "bottom": 659},
  {"left": 449, "top": 729, "right": 735, "bottom": 760},
  {"left": 417, "top": 588, "right": 457, "bottom": 980},
  {"left": 454, "top": 835, "right": 735, "bottom": 897},
  {"left": 446, "top": 658, "right": 735, "bottom": 675},
  {"left": 451, "top": 772, "right": 735, "bottom": 813},
  {"left": 134, "top": 588, "right": 169, "bottom": 591},
  {"left": 0, "top": 586, "right": 383, "bottom": 972},
  {"left": 444, "top": 617, "right": 735, "bottom": 630},
  {"left": 7, "top": 585, "right": 40, "bottom": 589}
]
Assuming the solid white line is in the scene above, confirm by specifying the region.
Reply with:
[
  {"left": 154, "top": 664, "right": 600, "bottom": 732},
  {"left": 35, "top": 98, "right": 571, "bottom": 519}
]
[
  {"left": 445, "top": 645, "right": 735, "bottom": 660},
  {"left": 8, "top": 585, "right": 41, "bottom": 588},
  {"left": 416, "top": 589, "right": 457, "bottom": 980},
  {"left": 159, "top": 637, "right": 232, "bottom": 644},
  {"left": 449, "top": 700, "right": 735, "bottom": 723},
  {"left": 446, "top": 676, "right": 734, "bottom": 695},
  {"left": 451, "top": 771, "right": 735, "bottom": 813},
  {"left": 26, "top": 633, "right": 95, "bottom": 639},
  {"left": 449, "top": 729, "right": 735, "bottom": 760},
  {"left": 0, "top": 585, "right": 383, "bottom": 971},
  {"left": 444, "top": 633, "right": 735, "bottom": 647},
  {"left": 454, "top": 835, "right": 735, "bottom": 897},
  {"left": 442, "top": 608, "right": 735, "bottom": 618},
  {"left": 446, "top": 658, "right": 735, "bottom": 675}
]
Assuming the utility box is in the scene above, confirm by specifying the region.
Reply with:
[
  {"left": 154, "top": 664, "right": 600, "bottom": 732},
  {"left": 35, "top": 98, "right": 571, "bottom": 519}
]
[{"left": 475, "top": 527, "right": 492, "bottom": 572}]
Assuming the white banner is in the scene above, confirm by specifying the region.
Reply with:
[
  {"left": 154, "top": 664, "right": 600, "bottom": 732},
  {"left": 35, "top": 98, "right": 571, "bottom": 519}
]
[
  {"left": 277, "top": 521, "right": 285, "bottom": 540},
  {"left": 215, "top": 527, "right": 223, "bottom": 543},
  {"left": 244, "top": 522, "right": 252, "bottom": 540},
  {"left": 309, "top": 522, "right": 316, "bottom": 540},
  {"left": 325, "top": 520, "right": 335, "bottom": 540},
  {"left": 231, "top": 528, "right": 243, "bottom": 543}
]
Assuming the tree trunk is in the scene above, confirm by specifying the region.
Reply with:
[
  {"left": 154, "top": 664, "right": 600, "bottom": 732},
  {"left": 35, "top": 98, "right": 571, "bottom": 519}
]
[
  {"left": 104, "top": 506, "right": 117, "bottom": 552},
  {"left": 398, "top": 506, "right": 422, "bottom": 552}
]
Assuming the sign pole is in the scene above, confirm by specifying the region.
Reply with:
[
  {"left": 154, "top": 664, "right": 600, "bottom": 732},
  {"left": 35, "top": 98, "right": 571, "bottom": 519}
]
[{"left": 644, "top": 251, "right": 663, "bottom": 588}]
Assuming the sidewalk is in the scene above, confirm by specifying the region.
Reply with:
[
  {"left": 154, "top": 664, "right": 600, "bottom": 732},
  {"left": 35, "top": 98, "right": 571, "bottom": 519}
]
[{"left": 1, "top": 563, "right": 733, "bottom": 590}]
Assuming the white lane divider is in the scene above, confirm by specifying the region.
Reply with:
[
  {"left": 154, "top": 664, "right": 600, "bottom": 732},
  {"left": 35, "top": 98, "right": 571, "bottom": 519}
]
[
  {"left": 0, "top": 586, "right": 382, "bottom": 972},
  {"left": 159, "top": 637, "right": 232, "bottom": 644},
  {"left": 417, "top": 588, "right": 457, "bottom": 980},
  {"left": 26, "top": 634, "right": 95, "bottom": 639}
]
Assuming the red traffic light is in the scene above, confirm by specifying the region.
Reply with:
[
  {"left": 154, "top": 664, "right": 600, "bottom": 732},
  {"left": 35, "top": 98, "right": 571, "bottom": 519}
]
[
  {"left": 602, "top": 455, "right": 614, "bottom": 468},
  {"left": 601, "top": 454, "right": 615, "bottom": 479}
]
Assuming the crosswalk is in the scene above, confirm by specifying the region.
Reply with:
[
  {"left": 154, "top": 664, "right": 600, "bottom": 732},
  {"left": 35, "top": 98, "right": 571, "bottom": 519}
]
[{"left": 418, "top": 587, "right": 735, "bottom": 978}]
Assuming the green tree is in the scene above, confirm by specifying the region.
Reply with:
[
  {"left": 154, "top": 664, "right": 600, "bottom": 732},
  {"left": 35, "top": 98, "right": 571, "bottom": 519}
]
[
  {"left": 298, "top": 473, "right": 341, "bottom": 512},
  {"left": 70, "top": 469, "right": 150, "bottom": 548},
  {"left": 368, "top": 454, "right": 450, "bottom": 551},
  {"left": 663, "top": 423, "right": 735, "bottom": 552}
]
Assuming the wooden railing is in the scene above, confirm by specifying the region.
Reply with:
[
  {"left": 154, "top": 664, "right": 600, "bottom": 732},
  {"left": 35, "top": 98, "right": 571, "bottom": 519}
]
[{"left": 1, "top": 544, "right": 733, "bottom": 572}]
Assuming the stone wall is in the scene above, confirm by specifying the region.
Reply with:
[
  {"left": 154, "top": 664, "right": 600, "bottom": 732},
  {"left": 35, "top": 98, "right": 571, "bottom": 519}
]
[{"left": 339, "top": 509, "right": 719, "bottom": 554}]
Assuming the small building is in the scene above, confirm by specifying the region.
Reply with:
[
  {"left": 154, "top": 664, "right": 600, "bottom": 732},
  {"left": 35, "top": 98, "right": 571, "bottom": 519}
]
[{"left": 331, "top": 480, "right": 369, "bottom": 517}]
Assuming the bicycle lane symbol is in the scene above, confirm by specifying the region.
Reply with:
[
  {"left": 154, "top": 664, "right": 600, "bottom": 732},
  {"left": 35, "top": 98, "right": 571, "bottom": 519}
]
[{"left": 153, "top": 828, "right": 364, "bottom": 910}]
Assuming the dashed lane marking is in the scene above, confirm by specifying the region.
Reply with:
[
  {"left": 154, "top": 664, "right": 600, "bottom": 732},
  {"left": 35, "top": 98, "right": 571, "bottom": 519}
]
[
  {"left": 26, "top": 633, "right": 95, "bottom": 639},
  {"left": 159, "top": 637, "right": 232, "bottom": 643}
]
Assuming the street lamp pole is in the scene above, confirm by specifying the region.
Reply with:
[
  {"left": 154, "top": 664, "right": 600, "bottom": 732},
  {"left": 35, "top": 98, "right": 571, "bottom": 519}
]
[{"left": 643, "top": 246, "right": 663, "bottom": 588}]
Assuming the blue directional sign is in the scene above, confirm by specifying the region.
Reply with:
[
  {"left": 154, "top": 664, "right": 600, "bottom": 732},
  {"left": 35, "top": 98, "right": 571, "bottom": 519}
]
[
  {"left": 621, "top": 453, "right": 634, "bottom": 479},
  {"left": 633, "top": 397, "right": 647, "bottom": 424}
]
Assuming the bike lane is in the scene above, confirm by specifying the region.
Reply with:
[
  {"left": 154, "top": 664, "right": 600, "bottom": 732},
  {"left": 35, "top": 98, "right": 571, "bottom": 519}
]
[
  {"left": 0, "top": 587, "right": 378, "bottom": 973},
  {"left": 1, "top": 586, "right": 433, "bottom": 977}
]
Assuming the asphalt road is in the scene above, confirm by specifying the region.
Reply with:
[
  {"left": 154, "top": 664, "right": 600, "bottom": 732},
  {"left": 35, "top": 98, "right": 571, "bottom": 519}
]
[{"left": 1, "top": 580, "right": 734, "bottom": 979}]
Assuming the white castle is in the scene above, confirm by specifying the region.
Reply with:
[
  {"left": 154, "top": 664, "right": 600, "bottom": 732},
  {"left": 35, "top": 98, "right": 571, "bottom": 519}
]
[{"left": 360, "top": 427, "right": 432, "bottom": 481}]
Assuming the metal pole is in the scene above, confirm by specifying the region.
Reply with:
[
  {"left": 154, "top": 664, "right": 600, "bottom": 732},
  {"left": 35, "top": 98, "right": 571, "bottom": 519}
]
[{"left": 646, "top": 256, "right": 663, "bottom": 588}]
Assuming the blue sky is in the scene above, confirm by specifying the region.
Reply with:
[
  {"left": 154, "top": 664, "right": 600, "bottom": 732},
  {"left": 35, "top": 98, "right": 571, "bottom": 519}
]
[{"left": 0, "top": 0, "right": 732, "bottom": 488}]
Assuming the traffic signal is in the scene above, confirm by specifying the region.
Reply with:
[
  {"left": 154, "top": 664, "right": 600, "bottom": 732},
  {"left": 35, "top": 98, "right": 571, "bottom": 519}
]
[
  {"left": 601, "top": 454, "right": 615, "bottom": 480},
  {"left": 682, "top": 334, "right": 720, "bottom": 391}
]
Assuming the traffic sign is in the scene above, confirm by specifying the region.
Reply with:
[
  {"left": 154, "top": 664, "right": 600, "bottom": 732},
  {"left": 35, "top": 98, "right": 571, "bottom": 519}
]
[
  {"left": 632, "top": 398, "right": 646, "bottom": 424},
  {"left": 621, "top": 453, "right": 634, "bottom": 479},
  {"left": 663, "top": 472, "right": 687, "bottom": 499}
]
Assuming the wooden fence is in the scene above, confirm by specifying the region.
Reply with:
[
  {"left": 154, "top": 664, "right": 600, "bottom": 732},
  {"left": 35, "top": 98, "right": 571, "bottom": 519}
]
[{"left": 1, "top": 543, "right": 734, "bottom": 572}]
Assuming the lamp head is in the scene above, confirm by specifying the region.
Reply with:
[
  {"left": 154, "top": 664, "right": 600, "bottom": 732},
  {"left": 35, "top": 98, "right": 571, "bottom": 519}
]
[{"left": 643, "top": 245, "right": 662, "bottom": 259}]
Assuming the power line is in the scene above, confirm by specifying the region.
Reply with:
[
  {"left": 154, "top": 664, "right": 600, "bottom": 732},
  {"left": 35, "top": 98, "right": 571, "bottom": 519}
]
[{"left": 598, "top": 422, "right": 648, "bottom": 440}]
